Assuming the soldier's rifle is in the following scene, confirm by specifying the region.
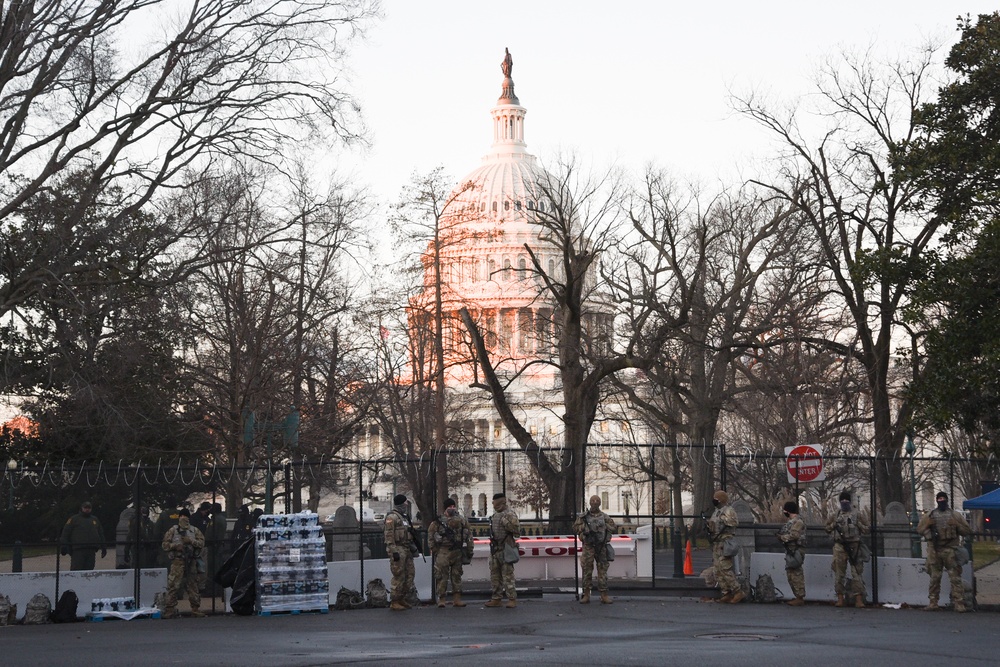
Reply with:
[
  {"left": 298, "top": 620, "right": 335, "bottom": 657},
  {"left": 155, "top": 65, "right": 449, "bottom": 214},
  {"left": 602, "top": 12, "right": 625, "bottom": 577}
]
[
  {"left": 408, "top": 525, "right": 426, "bottom": 563},
  {"left": 833, "top": 523, "right": 861, "bottom": 567},
  {"left": 700, "top": 509, "right": 715, "bottom": 542}
]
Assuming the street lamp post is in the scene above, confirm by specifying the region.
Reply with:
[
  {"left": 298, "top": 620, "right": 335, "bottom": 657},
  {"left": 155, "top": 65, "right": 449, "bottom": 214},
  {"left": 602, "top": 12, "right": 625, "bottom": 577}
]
[
  {"left": 6, "top": 459, "right": 17, "bottom": 511},
  {"left": 905, "top": 431, "right": 920, "bottom": 558}
]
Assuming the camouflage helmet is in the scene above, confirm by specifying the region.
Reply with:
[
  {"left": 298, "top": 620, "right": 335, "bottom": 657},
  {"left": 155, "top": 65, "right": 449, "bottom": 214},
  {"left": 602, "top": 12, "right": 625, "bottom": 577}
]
[{"left": 713, "top": 490, "right": 729, "bottom": 505}]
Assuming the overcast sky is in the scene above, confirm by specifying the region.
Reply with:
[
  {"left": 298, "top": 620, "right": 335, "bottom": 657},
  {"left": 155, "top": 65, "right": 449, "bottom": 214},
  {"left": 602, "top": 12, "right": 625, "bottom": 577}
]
[{"left": 336, "top": 1, "right": 995, "bottom": 202}]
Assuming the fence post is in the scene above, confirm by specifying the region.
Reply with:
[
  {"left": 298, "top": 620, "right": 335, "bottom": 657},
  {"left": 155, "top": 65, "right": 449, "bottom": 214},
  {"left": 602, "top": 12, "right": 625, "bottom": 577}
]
[
  {"left": 673, "top": 529, "right": 685, "bottom": 578},
  {"left": 12, "top": 540, "right": 22, "bottom": 573},
  {"left": 870, "top": 455, "right": 879, "bottom": 606}
]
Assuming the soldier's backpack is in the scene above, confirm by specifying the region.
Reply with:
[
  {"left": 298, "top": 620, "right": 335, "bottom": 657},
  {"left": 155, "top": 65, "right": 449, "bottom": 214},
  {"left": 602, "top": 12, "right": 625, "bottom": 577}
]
[
  {"left": 753, "top": 574, "right": 777, "bottom": 603},
  {"left": 334, "top": 587, "right": 365, "bottom": 611},
  {"left": 51, "top": 589, "right": 80, "bottom": 623},
  {"left": 23, "top": 593, "right": 52, "bottom": 625},
  {"left": 365, "top": 579, "right": 389, "bottom": 608}
]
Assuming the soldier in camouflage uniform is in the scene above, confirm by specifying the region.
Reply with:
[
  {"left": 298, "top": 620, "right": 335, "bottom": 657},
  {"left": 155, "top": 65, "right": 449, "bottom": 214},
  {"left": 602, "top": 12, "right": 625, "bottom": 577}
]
[
  {"left": 384, "top": 494, "right": 418, "bottom": 611},
  {"left": 778, "top": 500, "right": 807, "bottom": 606},
  {"left": 573, "top": 495, "right": 616, "bottom": 605},
  {"left": 59, "top": 501, "right": 107, "bottom": 571},
  {"left": 161, "top": 508, "right": 206, "bottom": 618},
  {"left": 485, "top": 492, "right": 520, "bottom": 608},
  {"left": 707, "top": 489, "right": 743, "bottom": 603},
  {"left": 824, "top": 490, "right": 870, "bottom": 608},
  {"left": 917, "top": 491, "right": 973, "bottom": 612},
  {"left": 429, "top": 498, "right": 472, "bottom": 608},
  {"left": 153, "top": 500, "right": 184, "bottom": 567}
]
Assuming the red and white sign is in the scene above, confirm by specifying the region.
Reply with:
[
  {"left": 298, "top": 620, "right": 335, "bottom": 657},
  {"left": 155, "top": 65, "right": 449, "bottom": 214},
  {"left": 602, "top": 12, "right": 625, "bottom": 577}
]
[
  {"left": 472, "top": 535, "right": 632, "bottom": 558},
  {"left": 784, "top": 444, "right": 825, "bottom": 484}
]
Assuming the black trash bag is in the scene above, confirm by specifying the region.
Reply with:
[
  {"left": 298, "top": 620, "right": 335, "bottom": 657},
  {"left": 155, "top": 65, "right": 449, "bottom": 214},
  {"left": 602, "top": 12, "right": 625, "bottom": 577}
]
[
  {"left": 216, "top": 538, "right": 256, "bottom": 615},
  {"left": 50, "top": 589, "right": 80, "bottom": 623},
  {"left": 214, "top": 538, "right": 253, "bottom": 589}
]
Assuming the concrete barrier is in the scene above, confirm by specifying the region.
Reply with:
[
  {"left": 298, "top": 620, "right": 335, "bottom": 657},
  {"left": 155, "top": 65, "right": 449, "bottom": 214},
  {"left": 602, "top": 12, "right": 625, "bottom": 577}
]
[
  {"left": 0, "top": 568, "right": 167, "bottom": 619},
  {"left": 749, "top": 552, "right": 972, "bottom": 605}
]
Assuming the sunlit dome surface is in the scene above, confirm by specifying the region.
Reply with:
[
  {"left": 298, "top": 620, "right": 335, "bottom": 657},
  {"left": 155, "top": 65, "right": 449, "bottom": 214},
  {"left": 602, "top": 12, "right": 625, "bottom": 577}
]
[{"left": 445, "top": 49, "right": 556, "bottom": 232}]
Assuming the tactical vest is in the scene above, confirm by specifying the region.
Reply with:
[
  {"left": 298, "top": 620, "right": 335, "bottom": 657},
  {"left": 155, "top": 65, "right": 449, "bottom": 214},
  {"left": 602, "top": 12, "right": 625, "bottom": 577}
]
[
  {"left": 435, "top": 515, "right": 464, "bottom": 548},
  {"left": 583, "top": 512, "right": 609, "bottom": 544},
  {"left": 385, "top": 509, "right": 411, "bottom": 548},
  {"left": 779, "top": 516, "right": 807, "bottom": 547},
  {"left": 832, "top": 510, "right": 860, "bottom": 543},
  {"left": 929, "top": 509, "right": 959, "bottom": 543},
  {"left": 491, "top": 508, "right": 516, "bottom": 543},
  {"left": 709, "top": 506, "right": 736, "bottom": 540},
  {"left": 166, "top": 526, "right": 203, "bottom": 560}
]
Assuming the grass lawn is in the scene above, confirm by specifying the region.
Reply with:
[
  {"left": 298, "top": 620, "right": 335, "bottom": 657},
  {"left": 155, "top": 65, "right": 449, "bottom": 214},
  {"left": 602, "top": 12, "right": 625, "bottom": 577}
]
[
  {"left": 973, "top": 539, "right": 1000, "bottom": 570},
  {"left": 0, "top": 544, "right": 54, "bottom": 562}
]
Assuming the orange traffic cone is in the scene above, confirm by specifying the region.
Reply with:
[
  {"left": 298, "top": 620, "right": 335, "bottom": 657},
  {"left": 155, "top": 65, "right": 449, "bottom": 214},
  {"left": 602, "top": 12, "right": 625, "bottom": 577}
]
[{"left": 684, "top": 539, "right": 694, "bottom": 575}]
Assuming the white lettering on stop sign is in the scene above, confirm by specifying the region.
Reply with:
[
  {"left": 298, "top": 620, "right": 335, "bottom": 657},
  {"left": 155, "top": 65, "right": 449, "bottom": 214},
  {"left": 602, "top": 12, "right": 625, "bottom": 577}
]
[{"left": 784, "top": 444, "right": 825, "bottom": 484}]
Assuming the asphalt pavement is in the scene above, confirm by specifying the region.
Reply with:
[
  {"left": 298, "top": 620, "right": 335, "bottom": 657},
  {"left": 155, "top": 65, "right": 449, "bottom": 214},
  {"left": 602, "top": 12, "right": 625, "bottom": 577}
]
[{"left": 2, "top": 593, "right": 997, "bottom": 667}]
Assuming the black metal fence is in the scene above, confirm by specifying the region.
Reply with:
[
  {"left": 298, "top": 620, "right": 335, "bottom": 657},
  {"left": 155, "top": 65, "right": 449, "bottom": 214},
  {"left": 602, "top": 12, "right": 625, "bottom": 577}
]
[{"left": 1, "top": 443, "right": 998, "bottom": 611}]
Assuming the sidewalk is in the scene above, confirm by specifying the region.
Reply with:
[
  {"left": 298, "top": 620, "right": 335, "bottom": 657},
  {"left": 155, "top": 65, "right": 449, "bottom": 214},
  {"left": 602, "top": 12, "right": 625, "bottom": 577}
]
[{"left": 974, "top": 557, "right": 1000, "bottom": 605}]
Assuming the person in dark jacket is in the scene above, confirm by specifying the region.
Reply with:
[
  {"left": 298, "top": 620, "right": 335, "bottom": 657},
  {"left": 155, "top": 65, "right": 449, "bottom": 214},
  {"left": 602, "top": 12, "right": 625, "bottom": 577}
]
[
  {"left": 230, "top": 505, "right": 254, "bottom": 550},
  {"left": 60, "top": 501, "right": 107, "bottom": 570},
  {"left": 191, "top": 502, "right": 212, "bottom": 534}
]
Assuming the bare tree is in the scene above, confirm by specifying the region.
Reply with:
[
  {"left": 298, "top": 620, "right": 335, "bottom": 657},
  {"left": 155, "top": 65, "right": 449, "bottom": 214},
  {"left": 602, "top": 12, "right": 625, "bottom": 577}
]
[
  {"left": 390, "top": 168, "right": 489, "bottom": 513},
  {"left": 733, "top": 44, "right": 942, "bottom": 505},
  {"left": 365, "top": 295, "right": 440, "bottom": 524},
  {"left": 608, "top": 170, "right": 812, "bottom": 519},
  {"left": 0, "top": 0, "right": 377, "bottom": 319},
  {"left": 507, "top": 458, "right": 550, "bottom": 521},
  {"left": 175, "top": 162, "right": 368, "bottom": 509},
  {"left": 460, "top": 156, "right": 649, "bottom": 532},
  {"left": 280, "top": 166, "right": 372, "bottom": 511}
]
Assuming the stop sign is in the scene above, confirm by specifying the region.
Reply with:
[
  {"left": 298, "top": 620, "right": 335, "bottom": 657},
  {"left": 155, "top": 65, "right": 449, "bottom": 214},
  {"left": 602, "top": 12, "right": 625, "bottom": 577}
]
[{"left": 785, "top": 444, "right": 825, "bottom": 484}]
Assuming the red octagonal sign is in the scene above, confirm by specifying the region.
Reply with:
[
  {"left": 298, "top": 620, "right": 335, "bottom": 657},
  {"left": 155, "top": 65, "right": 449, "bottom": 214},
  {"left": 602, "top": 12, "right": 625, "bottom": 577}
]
[{"left": 784, "top": 444, "right": 825, "bottom": 484}]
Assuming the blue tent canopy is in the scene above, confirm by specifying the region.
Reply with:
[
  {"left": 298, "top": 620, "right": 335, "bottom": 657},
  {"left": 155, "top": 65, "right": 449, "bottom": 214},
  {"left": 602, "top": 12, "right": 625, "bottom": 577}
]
[{"left": 963, "top": 487, "right": 1000, "bottom": 510}]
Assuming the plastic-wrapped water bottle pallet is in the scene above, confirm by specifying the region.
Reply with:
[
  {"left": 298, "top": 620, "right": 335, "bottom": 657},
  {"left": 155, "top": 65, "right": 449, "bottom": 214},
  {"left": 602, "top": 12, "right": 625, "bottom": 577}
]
[
  {"left": 86, "top": 609, "right": 162, "bottom": 622},
  {"left": 257, "top": 607, "right": 329, "bottom": 617}
]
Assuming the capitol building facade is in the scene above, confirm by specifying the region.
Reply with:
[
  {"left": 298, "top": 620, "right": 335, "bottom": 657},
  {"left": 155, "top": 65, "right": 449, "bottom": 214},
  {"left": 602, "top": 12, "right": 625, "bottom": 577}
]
[{"left": 352, "top": 51, "right": 651, "bottom": 522}]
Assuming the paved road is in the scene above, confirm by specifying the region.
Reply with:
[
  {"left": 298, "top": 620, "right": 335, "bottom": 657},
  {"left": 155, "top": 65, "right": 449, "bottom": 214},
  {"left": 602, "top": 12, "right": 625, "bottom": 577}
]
[{"left": 3, "top": 595, "right": 997, "bottom": 667}]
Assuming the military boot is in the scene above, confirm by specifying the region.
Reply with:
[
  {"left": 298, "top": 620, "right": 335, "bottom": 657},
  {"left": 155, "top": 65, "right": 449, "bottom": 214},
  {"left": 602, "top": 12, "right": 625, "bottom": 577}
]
[
  {"left": 786, "top": 597, "right": 805, "bottom": 607},
  {"left": 923, "top": 599, "right": 939, "bottom": 611},
  {"left": 484, "top": 598, "right": 503, "bottom": 608},
  {"left": 954, "top": 601, "right": 967, "bottom": 613},
  {"left": 189, "top": 607, "right": 206, "bottom": 618},
  {"left": 389, "top": 601, "right": 407, "bottom": 611},
  {"left": 161, "top": 608, "right": 179, "bottom": 619},
  {"left": 834, "top": 594, "right": 845, "bottom": 607},
  {"left": 579, "top": 590, "right": 590, "bottom": 604},
  {"left": 729, "top": 590, "right": 746, "bottom": 604},
  {"left": 452, "top": 593, "right": 466, "bottom": 608},
  {"left": 505, "top": 599, "right": 517, "bottom": 608},
  {"left": 854, "top": 595, "right": 865, "bottom": 608},
  {"left": 716, "top": 593, "right": 733, "bottom": 603},
  {"left": 599, "top": 592, "right": 613, "bottom": 605},
  {"left": 437, "top": 598, "right": 446, "bottom": 608}
]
